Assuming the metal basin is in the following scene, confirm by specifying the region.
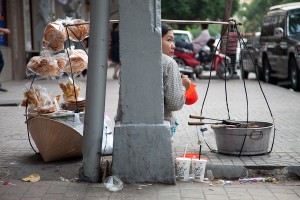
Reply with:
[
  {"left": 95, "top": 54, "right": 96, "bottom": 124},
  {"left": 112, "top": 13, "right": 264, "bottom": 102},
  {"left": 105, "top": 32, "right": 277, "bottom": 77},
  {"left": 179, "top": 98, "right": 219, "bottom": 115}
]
[{"left": 211, "top": 121, "right": 274, "bottom": 156}]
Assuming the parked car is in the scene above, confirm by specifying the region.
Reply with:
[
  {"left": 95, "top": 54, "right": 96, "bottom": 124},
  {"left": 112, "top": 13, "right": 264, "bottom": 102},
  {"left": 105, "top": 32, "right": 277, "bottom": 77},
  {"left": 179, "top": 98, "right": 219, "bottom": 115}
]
[
  {"left": 173, "top": 30, "right": 193, "bottom": 43},
  {"left": 259, "top": 2, "right": 300, "bottom": 91}
]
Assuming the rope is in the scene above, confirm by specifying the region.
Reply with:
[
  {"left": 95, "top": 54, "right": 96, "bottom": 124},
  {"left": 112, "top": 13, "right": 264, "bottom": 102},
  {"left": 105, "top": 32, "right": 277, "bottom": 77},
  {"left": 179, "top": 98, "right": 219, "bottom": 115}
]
[
  {"left": 199, "top": 19, "right": 276, "bottom": 155},
  {"left": 25, "top": 74, "right": 39, "bottom": 154},
  {"left": 200, "top": 25, "right": 229, "bottom": 116},
  {"left": 65, "top": 27, "right": 80, "bottom": 113},
  {"left": 236, "top": 23, "right": 276, "bottom": 154}
]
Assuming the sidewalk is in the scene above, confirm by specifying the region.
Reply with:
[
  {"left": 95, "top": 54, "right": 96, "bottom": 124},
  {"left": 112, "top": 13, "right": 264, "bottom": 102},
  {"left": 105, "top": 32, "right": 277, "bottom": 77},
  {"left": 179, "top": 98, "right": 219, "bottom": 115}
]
[{"left": 1, "top": 68, "right": 300, "bottom": 199}]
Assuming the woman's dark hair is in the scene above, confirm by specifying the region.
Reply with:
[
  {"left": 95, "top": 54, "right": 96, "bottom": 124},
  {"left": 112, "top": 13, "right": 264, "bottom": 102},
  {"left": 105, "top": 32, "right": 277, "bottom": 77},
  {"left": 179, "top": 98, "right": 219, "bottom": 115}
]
[{"left": 162, "top": 23, "right": 173, "bottom": 37}]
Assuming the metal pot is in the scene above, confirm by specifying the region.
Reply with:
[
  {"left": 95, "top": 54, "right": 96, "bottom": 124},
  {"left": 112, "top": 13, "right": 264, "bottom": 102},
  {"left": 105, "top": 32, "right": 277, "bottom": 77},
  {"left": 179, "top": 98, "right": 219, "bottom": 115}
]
[{"left": 211, "top": 121, "right": 274, "bottom": 156}]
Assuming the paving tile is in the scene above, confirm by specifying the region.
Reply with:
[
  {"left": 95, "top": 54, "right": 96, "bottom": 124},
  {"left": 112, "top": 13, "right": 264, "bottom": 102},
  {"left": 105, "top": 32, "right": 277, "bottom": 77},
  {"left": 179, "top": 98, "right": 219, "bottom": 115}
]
[
  {"left": 273, "top": 193, "right": 300, "bottom": 200},
  {"left": 181, "top": 188, "right": 204, "bottom": 198},
  {"left": 22, "top": 185, "right": 49, "bottom": 198},
  {"left": 247, "top": 188, "right": 276, "bottom": 197},
  {"left": 42, "top": 193, "right": 65, "bottom": 200},
  {"left": 202, "top": 187, "right": 226, "bottom": 195},
  {"left": 157, "top": 192, "right": 181, "bottom": 200},
  {"left": 205, "top": 194, "right": 230, "bottom": 200}
]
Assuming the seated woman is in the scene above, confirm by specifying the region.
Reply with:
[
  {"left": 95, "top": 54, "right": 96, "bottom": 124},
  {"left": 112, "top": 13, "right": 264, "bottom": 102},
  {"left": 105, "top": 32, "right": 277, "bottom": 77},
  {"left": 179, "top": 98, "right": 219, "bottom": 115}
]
[{"left": 115, "top": 23, "right": 191, "bottom": 135}]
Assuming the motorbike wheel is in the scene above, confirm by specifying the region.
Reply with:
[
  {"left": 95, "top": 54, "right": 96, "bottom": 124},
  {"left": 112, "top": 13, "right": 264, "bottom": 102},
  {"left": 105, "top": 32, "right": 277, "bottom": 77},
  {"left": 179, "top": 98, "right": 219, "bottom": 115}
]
[
  {"left": 216, "top": 61, "right": 234, "bottom": 80},
  {"left": 174, "top": 57, "right": 195, "bottom": 79},
  {"left": 174, "top": 57, "right": 185, "bottom": 67}
]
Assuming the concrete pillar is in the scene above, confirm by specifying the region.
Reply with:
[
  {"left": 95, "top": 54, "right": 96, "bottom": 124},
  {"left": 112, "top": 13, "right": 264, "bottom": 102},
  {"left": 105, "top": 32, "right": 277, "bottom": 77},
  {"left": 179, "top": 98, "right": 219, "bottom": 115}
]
[{"left": 112, "top": 0, "right": 175, "bottom": 184}]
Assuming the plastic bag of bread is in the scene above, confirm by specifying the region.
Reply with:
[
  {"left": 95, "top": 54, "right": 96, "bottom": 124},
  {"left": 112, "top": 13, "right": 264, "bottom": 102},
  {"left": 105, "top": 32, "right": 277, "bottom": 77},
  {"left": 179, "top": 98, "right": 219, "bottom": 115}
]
[
  {"left": 64, "top": 17, "right": 89, "bottom": 42},
  {"left": 64, "top": 46, "right": 88, "bottom": 74},
  {"left": 59, "top": 79, "right": 81, "bottom": 102},
  {"left": 53, "top": 53, "right": 68, "bottom": 71},
  {"left": 42, "top": 20, "right": 67, "bottom": 52},
  {"left": 26, "top": 50, "right": 62, "bottom": 77},
  {"left": 21, "top": 84, "right": 60, "bottom": 114}
]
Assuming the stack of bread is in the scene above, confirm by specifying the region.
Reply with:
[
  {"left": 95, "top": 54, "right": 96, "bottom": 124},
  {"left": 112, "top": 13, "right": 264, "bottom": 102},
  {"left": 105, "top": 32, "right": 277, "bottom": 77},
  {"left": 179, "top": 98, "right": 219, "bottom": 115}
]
[
  {"left": 61, "top": 99, "right": 85, "bottom": 112},
  {"left": 59, "top": 80, "right": 85, "bottom": 112},
  {"left": 24, "top": 17, "right": 89, "bottom": 115}
]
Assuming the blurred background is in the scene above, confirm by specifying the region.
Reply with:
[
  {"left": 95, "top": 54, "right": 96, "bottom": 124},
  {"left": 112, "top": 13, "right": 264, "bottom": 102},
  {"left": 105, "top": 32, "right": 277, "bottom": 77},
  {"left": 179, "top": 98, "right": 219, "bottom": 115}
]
[{"left": 0, "top": 0, "right": 298, "bottom": 82}]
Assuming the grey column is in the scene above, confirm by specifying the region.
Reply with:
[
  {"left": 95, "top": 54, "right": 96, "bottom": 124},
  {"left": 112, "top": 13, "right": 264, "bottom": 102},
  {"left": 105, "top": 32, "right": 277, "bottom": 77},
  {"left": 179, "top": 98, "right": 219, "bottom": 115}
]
[
  {"left": 79, "top": 0, "right": 110, "bottom": 182},
  {"left": 112, "top": 0, "right": 175, "bottom": 184}
]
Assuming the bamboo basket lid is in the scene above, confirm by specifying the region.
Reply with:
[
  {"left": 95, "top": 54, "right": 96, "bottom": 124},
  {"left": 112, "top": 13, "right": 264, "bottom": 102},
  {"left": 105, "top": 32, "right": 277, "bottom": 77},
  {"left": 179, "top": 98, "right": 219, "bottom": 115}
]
[{"left": 27, "top": 117, "right": 83, "bottom": 162}]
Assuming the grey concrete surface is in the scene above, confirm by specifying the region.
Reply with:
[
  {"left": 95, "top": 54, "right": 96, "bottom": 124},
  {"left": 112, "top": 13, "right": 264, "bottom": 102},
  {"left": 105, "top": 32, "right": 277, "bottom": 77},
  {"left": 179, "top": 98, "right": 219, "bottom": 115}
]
[{"left": 0, "top": 68, "right": 300, "bottom": 199}]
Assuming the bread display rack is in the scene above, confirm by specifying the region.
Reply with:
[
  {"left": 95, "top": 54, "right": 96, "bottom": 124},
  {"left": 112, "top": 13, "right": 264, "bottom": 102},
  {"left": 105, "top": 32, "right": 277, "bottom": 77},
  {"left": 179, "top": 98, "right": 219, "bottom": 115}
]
[{"left": 23, "top": 18, "right": 90, "bottom": 162}]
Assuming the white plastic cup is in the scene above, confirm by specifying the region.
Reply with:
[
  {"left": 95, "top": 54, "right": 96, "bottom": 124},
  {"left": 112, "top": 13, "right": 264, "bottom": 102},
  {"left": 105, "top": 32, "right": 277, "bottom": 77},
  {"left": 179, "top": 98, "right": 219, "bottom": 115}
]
[
  {"left": 175, "top": 157, "right": 191, "bottom": 181},
  {"left": 191, "top": 159, "right": 207, "bottom": 182}
]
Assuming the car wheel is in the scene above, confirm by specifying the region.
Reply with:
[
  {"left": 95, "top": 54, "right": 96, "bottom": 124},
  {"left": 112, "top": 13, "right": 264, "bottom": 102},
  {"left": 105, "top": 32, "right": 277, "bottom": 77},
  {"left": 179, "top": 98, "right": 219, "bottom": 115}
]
[
  {"left": 263, "top": 57, "right": 277, "bottom": 84},
  {"left": 290, "top": 57, "right": 300, "bottom": 91},
  {"left": 255, "top": 65, "right": 263, "bottom": 81},
  {"left": 217, "top": 61, "right": 233, "bottom": 80},
  {"left": 241, "top": 67, "right": 249, "bottom": 79},
  {"left": 239, "top": 59, "right": 248, "bottom": 79}
]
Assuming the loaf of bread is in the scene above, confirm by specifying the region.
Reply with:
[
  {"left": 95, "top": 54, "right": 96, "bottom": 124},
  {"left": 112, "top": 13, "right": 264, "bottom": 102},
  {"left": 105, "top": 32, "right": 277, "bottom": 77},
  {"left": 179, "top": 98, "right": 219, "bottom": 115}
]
[
  {"left": 42, "top": 21, "right": 67, "bottom": 52},
  {"left": 35, "top": 105, "right": 57, "bottom": 114},
  {"left": 59, "top": 80, "right": 81, "bottom": 101},
  {"left": 53, "top": 53, "right": 68, "bottom": 70},
  {"left": 23, "top": 88, "right": 41, "bottom": 107},
  {"left": 22, "top": 86, "right": 59, "bottom": 114},
  {"left": 64, "top": 49, "right": 88, "bottom": 73},
  {"left": 66, "top": 19, "right": 89, "bottom": 42},
  {"left": 27, "top": 56, "right": 60, "bottom": 77}
]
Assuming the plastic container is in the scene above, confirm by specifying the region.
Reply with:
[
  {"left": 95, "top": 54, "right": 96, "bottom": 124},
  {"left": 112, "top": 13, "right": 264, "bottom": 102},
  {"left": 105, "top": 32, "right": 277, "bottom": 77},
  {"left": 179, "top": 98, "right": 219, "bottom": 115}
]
[
  {"left": 181, "top": 153, "right": 201, "bottom": 159},
  {"left": 104, "top": 176, "right": 123, "bottom": 192},
  {"left": 185, "top": 83, "right": 198, "bottom": 105}
]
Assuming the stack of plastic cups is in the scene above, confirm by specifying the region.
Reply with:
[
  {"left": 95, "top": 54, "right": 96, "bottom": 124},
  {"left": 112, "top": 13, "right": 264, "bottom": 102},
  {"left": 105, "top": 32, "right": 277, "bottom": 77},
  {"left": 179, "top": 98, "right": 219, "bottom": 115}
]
[
  {"left": 175, "top": 157, "right": 191, "bottom": 181},
  {"left": 191, "top": 158, "right": 207, "bottom": 182}
]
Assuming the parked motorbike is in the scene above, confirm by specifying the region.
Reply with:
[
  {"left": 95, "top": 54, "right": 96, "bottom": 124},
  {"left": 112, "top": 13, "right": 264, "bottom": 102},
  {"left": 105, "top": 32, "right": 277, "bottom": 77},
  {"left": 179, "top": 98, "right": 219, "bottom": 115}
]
[
  {"left": 174, "top": 38, "right": 233, "bottom": 80},
  {"left": 173, "top": 47, "right": 201, "bottom": 78}
]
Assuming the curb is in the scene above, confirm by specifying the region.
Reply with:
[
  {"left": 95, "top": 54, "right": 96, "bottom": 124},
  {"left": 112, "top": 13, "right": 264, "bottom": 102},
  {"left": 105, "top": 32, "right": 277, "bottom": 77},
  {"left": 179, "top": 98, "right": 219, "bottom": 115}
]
[
  {"left": 0, "top": 100, "right": 20, "bottom": 106},
  {"left": 205, "top": 164, "right": 300, "bottom": 181}
]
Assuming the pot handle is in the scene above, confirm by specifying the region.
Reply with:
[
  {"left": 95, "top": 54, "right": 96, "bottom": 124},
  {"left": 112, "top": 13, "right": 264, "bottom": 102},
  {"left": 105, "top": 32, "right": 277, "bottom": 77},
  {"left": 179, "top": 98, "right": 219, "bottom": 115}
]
[{"left": 249, "top": 130, "right": 263, "bottom": 140}]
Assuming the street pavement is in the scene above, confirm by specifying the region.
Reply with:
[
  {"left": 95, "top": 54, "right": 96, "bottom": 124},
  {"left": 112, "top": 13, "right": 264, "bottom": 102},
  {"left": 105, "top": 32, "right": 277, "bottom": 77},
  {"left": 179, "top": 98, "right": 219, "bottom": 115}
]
[{"left": 0, "top": 67, "right": 300, "bottom": 199}]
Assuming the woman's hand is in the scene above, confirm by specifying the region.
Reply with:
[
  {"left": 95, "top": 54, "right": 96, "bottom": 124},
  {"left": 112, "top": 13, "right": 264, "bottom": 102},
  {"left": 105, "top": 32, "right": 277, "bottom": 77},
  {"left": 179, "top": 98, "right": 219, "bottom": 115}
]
[
  {"left": 181, "top": 74, "right": 191, "bottom": 91},
  {"left": 0, "top": 28, "right": 10, "bottom": 34}
]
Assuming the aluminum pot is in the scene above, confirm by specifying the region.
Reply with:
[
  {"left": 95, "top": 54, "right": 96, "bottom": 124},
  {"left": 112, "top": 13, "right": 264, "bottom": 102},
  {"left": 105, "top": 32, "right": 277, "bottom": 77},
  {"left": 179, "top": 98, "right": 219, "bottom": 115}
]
[{"left": 211, "top": 121, "right": 274, "bottom": 156}]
